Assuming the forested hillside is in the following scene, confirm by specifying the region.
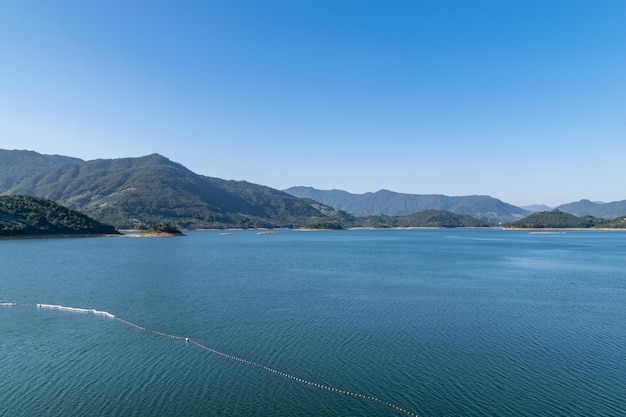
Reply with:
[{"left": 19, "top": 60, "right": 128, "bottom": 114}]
[
  {"left": 359, "top": 210, "right": 490, "bottom": 228},
  {"left": 0, "top": 150, "right": 81, "bottom": 193},
  {"left": 0, "top": 195, "right": 118, "bottom": 236},
  {"left": 5, "top": 154, "right": 334, "bottom": 229},
  {"left": 506, "top": 210, "right": 626, "bottom": 229}
]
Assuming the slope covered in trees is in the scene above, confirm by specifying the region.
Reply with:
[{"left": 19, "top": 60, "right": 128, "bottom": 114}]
[
  {"left": 506, "top": 210, "right": 625, "bottom": 229},
  {"left": 0, "top": 195, "right": 118, "bottom": 237},
  {"left": 5, "top": 154, "right": 333, "bottom": 229},
  {"left": 0, "top": 149, "right": 81, "bottom": 193},
  {"left": 359, "top": 210, "right": 490, "bottom": 228}
]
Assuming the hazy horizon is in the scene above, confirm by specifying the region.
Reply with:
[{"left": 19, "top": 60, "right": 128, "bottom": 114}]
[{"left": 2, "top": 1, "right": 624, "bottom": 207}]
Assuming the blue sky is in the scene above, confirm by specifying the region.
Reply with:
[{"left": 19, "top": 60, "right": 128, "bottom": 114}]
[{"left": 1, "top": 1, "right": 624, "bottom": 206}]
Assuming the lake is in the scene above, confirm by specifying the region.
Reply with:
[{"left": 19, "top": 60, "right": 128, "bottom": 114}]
[{"left": 1, "top": 229, "right": 625, "bottom": 416}]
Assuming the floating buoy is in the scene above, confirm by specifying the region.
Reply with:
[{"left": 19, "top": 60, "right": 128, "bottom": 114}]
[{"left": 1, "top": 302, "right": 419, "bottom": 417}]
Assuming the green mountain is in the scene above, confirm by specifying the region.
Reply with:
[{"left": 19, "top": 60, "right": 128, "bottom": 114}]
[
  {"left": 507, "top": 210, "right": 611, "bottom": 229},
  {"left": 557, "top": 199, "right": 626, "bottom": 219},
  {"left": 0, "top": 149, "right": 82, "bottom": 193},
  {"left": 285, "top": 186, "right": 528, "bottom": 223},
  {"left": 0, "top": 195, "right": 118, "bottom": 237},
  {"left": 5, "top": 153, "right": 335, "bottom": 229}
]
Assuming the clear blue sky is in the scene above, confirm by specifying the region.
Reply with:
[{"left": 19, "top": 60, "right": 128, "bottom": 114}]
[{"left": 1, "top": 1, "right": 624, "bottom": 206}]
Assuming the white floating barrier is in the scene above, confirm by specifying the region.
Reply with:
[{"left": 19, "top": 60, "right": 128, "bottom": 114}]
[{"left": 3, "top": 302, "right": 419, "bottom": 417}]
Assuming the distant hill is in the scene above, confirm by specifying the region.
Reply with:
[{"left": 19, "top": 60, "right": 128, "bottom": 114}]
[
  {"left": 521, "top": 204, "right": 553, "bottom": 212},
  {"left": 285, "top": 186, "right": 528, "bottom": 223},
  {"left": 0, "top": 149, "right": 82, "bottom": 193},
  {"left": 557, "top": 199, "right": 626, "bottom": 219},
  {"left": 507, "top": 209, "right": 613, "bottom": 229},
  {"left": 4, "top": 153, "right": 338, "bottom": 229},
  {"left": 0, "top": 195, "right": 118, "bottom": 237},
  {"left": 359, "top": 210, "right": 490, "bottom": 228},
  {"left": 603, "top": 216, "right": 626, "bottom": 228}
]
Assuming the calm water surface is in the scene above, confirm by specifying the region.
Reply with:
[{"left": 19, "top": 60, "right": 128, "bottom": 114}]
[{"left": 1, "top": 229, "right": 625, "bottom": 416}]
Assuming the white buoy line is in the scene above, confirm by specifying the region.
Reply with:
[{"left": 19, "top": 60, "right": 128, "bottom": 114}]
[{"left": 1, "top": 302, "right": 419, "bottom": 417}]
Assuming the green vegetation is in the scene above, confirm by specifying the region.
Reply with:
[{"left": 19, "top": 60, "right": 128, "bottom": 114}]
[
  {"left": 144, "top": 223, "right": 184, "bottom": 235},
  {"left": 303, "top": 221, "right": 344, "bottom": 230},
  {"left": 359, "top": 210, "right": 491, "bottom": 228},
  {"left": 0, "top": 195, "right": 118, "bottom": 237},
  {"left": 0, "top": 150, "right": 81, "bottom": 193},
  {"left": 6, "top": 154, "right": 328, "bottom": 229},
  {"left": 507, "top": 210, "right": 615, "bottom": 229},
  {"left": 601, "top": 217, "right": 626, "bottom": 229}
]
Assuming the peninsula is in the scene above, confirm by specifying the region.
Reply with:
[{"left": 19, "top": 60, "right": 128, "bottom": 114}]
[{"left": 0, "top": 195, "right": 119, "bottom": 238}]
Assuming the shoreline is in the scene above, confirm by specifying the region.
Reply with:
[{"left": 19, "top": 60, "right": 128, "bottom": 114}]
[
  {"left": 4, "top": 227, "right": 626, "bottom": 240},
  {"left": 503, "top": 227, "right": 626, "bottom": 231},
  {"left": 0, "top": 233, "right": 121, "bottom": 241},
  {"left": 123, "top": 231, "right": 185, "bottom": 238}
]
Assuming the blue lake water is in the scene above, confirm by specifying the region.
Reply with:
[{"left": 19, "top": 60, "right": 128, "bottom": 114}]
[{"left": 1, "top": 229, "right": 625, "bottom": 416}]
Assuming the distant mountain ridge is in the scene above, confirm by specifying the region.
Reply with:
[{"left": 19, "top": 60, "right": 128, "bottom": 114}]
[
  {"left": 285, "top": 186, "right": 529, "bottom": 223},
  {"left": 521, "top": 204, "right": 553, "bottom": 212},
  {"left": 556, "top": 199, "right": 626, "bottom": 219},
  {"left": 5, "top": 149, "right": 624, "bottom": 229}
]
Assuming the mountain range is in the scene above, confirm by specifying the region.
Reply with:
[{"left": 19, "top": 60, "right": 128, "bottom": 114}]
[
  {"left": 555, "top": 199, "right": 626, "bottom": 219},
  {"left": 1, "top": 151, "right": 342, "bottom": 229},
  {"left": 285, "top": 186, "right": 529, "bottom": 223},
  {"left": 2, "top": 149, "right": 625, "bottom": 228}
]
